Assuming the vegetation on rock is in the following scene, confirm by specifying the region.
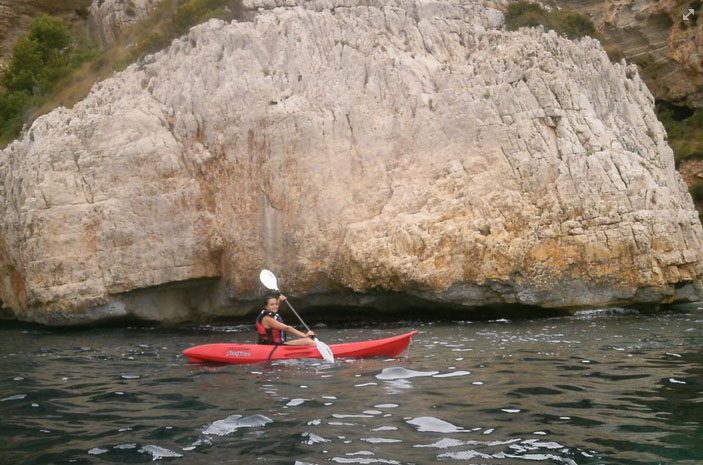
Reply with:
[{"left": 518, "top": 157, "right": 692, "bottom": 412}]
[
  {"left": 0, "top": 0, "right": 243, "bottom": 146},
  {"left": 0, "top": 15, "right": 96, "bottom": 143},
  {"left": 504, "top": 2, "right": 597, "bottom": 40},
  {"left": 656, "top": 103, "right": 703, "bottom": 164},
  {"left": 120, "top": 0, "right": 244, "bottom": 67}
]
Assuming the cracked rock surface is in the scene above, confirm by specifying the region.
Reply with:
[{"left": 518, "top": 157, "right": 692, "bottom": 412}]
[
  {"left": 1, "top": 0, "right": 702, "bottom": 324},
  {"left": 88, "top": 0, "right": 162, "bottom": 46}
]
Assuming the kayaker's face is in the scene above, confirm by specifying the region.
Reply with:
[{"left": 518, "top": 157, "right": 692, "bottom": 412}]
[{"left": 265, "top": 298, "right": 279, "bottom": 313}]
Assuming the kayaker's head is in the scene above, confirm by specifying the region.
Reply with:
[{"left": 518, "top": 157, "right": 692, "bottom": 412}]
[{"left": 264, "top": 295, "right": 280, "bottom": 313}]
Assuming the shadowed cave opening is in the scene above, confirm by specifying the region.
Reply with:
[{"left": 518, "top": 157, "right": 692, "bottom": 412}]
[
  {"left": 1, "top": 276, "right": 693, "bottom": 328},
  {"left": 657, "top": 100, "right": 695, "bottom": 121}
]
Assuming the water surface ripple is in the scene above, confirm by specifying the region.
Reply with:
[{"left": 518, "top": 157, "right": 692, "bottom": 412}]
[{"left": 1, "top": 308, "right": 702, "bottom": 464}]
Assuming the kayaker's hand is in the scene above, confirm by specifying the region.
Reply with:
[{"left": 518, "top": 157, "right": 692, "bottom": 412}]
[{"left": 278, "top": 294, "right": 287, "bottom": 302}]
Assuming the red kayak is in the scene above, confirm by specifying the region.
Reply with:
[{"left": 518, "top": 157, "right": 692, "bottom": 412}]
[{"left": 182, "top": 330, "right": 418, "bottom": 364}]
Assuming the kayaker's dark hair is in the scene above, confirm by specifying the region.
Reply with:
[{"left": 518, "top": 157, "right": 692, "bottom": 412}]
[{"left": 264, "top": 294, "right": 279, "bottom": 306}]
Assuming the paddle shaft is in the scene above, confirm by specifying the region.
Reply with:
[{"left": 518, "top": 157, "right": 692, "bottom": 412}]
[{"left": 282, "top": 299, "right": 312, "bottom": 334}]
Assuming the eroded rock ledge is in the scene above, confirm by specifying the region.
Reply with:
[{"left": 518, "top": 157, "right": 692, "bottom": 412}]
[{"left": 1, "top": 0, "right": 702, "bottom": 325}]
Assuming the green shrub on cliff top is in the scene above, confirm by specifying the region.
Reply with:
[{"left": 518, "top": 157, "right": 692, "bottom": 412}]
[
  {"left": 1, "top": 2, "right": 244, "bottom": 146},
  {"left": 505, "top": 2, "right": 596, "bottom": 40},
  {"left": 0, "top": 15, "right": 96, "bottom": 143},
  {"left": 2, "top": 15, "right": 73, "bottom": 95}
]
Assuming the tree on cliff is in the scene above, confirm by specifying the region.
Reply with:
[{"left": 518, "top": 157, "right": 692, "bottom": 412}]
[{"left": 0, "top": 15, "right": 94, "bottom": 143}]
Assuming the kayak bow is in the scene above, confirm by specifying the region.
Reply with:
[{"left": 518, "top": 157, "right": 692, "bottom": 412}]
[{"left": 182, "top": 331, "right": 418, "bottom": 364}]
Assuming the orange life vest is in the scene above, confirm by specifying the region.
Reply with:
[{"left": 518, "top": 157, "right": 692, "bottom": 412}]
[{"left": 255, "top": 310, "right": 286, "bottom": 344}]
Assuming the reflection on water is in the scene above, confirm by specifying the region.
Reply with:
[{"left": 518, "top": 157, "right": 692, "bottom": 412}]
[{"left": 1, "top": 307, "right": 703, "bottom": 464}]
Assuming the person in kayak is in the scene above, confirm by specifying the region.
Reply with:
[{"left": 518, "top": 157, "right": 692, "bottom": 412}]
[{"left": 256, "top": 295, "right": 317, "bottom": 346}]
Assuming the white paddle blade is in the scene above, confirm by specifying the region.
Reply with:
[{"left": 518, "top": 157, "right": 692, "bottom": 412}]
[
  {"left": 315, "top": 339, "right": 335, "bottom": 363},
  {"left": 259, "top": 269, "right": 279, "bottom": 291}
]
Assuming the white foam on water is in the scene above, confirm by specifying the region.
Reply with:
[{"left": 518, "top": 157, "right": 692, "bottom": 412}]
[
  {"left": 486, "top": 439, "right": 522, "bottom": 446},
  {"left": 286, "top": 398, "right": 309, "bottom": 406},
  {"left": 1, "top": 394, "right": 26, "bottom": 402},
  {"left": 331, "top": 457, "right": 400, "bottom": 464},
  {"left": 114, "top": 443, "right": 137, "bottom": 450},
  {"left": 371, "top": 426, "right": 398, "bottom": 432},
  {"left": 139, "top": 445, "right": 183, "bottom": 460},
  {"left": 438, "top": 450, "right": 492, "bottom": 460},
  {"left": 433, "top": 371, "right": 471, "bottom": 378},
  {"left": 354, "top": 383, "right": 377, "bottom": 387},
  {"left": 120, "top": 374, "right": 140, "bottom": 380},
  {"left": 522, "top": 439, "right": 564, "bottom": 449},
  {"left": 382, "top": 379, "right": 413, "bottom": 393},
  {"left": 333, "top": 414, "right": 374, "bottom": 418},
  {"left": 501, "top": 409, "right": 521, "bottom": 413},
  {"left": 302, "top": 432, "right": 330, "bottom": 444},
  {"left": 13, "top": 376, "right": 24, "bottom": 381},
  {"left": 361, "top": 437, "right": 402, "bottom": 443},
  {"left": 375, "top": 367, "right": 438, "bottom": 380},
  {"left": 31, "top": 403, "right": 39, "bottom": 407},
  {"left": 666, "top": 353, "right": 682, "bottom": 358},
  {"left": 413, "top": 438, "right": 466, "bottom": 449},
  {"left": 407, "top": 416, "right": 464, "bottom": 433},
  {"left": 88, "top": 448, "right": 108, "bottom": 455},
  {"left": 374, "top": 404, "right": 398, "bottom": 409},
  {"left": 501, "top": 452, "right": 577, "bottom": 464},
  {"left": 183, "top": 439, "right": 209, "bottom": 451},
  {"left": 363, "top": 410, "right": 382, "bottom": 415},
  {"left": 203, "top": 414, "right": 273, "bottom": 436},
  {"left": 669, "top": 378, "right": 686, "bottom": 384}
]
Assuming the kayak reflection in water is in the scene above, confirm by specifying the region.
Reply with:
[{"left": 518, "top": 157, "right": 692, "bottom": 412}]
[{"left": 255, "top": 295, "right": 317, "bottom": 346}]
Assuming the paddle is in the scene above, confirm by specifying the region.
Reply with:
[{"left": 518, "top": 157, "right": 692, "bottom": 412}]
[{"left": 259, "top": 269, "right": 335, "bottom": 363}]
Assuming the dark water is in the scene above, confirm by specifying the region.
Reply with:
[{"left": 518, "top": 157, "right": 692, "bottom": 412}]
[{"left": 2, "top": 307, "right": 703, "bottom": 465}]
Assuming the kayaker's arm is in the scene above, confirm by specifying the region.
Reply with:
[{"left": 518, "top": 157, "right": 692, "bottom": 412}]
[{"left": 262, "top": 316, "right": 315, "bottom": 339}]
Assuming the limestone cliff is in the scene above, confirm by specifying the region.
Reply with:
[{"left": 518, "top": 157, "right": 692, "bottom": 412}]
[
  {"left": 88, "top": 0, "right": 162, "bottom": 47},
  {"left": 1, "top": 0, "right": 702, "bottom": 325}
]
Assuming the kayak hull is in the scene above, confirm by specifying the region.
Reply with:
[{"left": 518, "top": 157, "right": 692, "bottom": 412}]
[{"left": 182, "top": 330, "right": 418, "bottom": 364}]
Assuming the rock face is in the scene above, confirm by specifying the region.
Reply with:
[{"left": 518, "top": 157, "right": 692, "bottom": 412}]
[
  {"left": 88, "top": 0, "right": 162, "bottom": 47},
  {"left": 557, "top": 0, "right": 703, "bottom": 109},
  {"left": 2, "top": 0, "right": 703, "bottom": 325},
  {"left": 0, "top": 0, "right": 92, "bottom": 67}
]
